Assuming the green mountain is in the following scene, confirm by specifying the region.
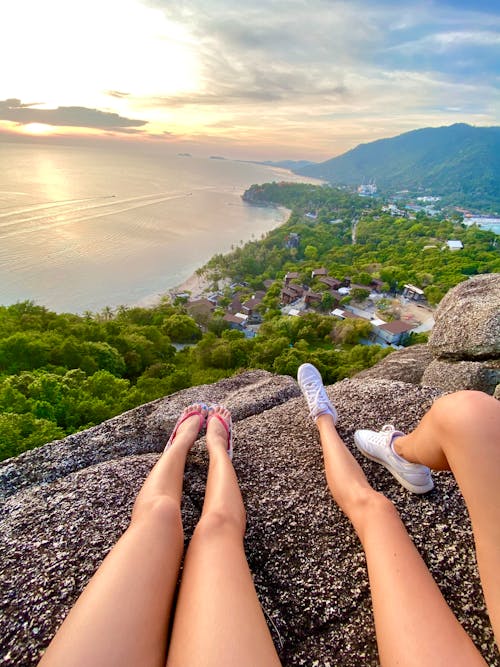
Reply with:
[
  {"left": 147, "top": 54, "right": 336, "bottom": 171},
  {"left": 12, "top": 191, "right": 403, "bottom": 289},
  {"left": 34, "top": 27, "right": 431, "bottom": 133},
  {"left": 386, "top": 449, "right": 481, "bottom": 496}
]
[{"left": 296, "top": 123, "right": 500, "bottom": 211}]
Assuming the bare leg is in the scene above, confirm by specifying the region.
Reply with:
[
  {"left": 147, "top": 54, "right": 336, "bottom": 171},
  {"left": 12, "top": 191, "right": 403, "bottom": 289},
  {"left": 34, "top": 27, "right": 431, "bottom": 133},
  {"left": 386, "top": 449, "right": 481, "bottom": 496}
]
[
  {"left": 315, "top": 411, "right": 488, "bottom": 666},
  {"left": 166, "top": 406, "right": 281, "bottom": 667},
  {"left": 393, "top": 390, "right": 500, "bottom": 644},
  {"left": 39, "top": 404, "right": 207, "bottom": 667}
]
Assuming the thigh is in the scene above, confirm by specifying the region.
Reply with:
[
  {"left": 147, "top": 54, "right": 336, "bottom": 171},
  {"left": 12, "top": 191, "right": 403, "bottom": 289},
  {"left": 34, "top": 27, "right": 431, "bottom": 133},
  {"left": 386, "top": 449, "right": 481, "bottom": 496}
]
[{"left": 166, "top": 516, "right": 281, "bottom": 667}]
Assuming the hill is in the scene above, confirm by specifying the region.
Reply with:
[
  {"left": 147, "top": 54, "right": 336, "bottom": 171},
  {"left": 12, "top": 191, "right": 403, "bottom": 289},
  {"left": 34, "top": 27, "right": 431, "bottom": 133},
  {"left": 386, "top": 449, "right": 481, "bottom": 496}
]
[{"left": 296, "top": 123, "right": 500, "bottom": 211}]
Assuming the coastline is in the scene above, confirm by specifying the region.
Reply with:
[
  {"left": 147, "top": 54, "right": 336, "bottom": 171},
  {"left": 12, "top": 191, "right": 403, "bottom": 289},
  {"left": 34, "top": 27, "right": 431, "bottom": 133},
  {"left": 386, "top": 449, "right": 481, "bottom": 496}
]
[{"left": 136, "top": 204, "right": 292, "bottom": 308}]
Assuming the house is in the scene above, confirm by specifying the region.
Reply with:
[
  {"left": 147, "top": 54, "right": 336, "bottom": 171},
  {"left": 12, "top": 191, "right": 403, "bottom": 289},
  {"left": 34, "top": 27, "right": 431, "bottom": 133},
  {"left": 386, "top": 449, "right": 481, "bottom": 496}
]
[
  {"left": 223, "top": 313, "right": 247, "bottom": 331},
  {"left": 304, "top": 291, "right": 322, "bottom": 306},
  {"left": 318, "top": 276, "right": 342, "bottom": 290},
  {"left": 280, "top": 284, "right": 304, "bottom": 305},
  {"left": 373, "top": 320, "right": 415, "bottom": 345},
  {"left": 263, "top": 279, "right": 275, "bottom": 290},
  {"left": 311, "top": 268, "right": 328, "bottom": 279},
  {"left": 241, "top": 297, "right": 262, "bottom": 317},
  {"left": 331, "top": 308, "right": 361, "bottom": 320},
  {"left": 185, "top": 298, "right": 216, "bottom": 319},
  {"left": 402, "top": 284, "right": 424, "bottom": 301},
  {"left": 228, "top": 294, "right": 244, "bottom": 314},
  {"left": 446, "top": 240, "right": 464, "bottom": 251},
  {"left": 284, "top": 271, "right": 301, "bottom": 285}
]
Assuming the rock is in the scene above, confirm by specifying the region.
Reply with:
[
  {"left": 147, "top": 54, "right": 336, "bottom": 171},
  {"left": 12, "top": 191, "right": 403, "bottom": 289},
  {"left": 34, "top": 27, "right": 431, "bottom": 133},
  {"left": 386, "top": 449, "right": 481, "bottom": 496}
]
[
  {"left": 1, "top": 373, "right": 496, "bottom": 667},
  {"left": 428, "top": 274, "right": 500, "bottom": 360},
  {"left": 354, "top": 344, "right": 433, "bottom": 384},
  {"left": 0, "top": 370, "right": 300, "bottom": 501},
  {"left": 421, "top": 359, "right": 500, "bottom": 394}
]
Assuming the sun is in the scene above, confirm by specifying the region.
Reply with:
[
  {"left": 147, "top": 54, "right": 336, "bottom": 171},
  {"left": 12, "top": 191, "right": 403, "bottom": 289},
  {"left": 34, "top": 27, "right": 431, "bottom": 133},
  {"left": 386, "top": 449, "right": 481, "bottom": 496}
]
[{"left": 21, "top": 123, "right": 56, "bottom": 136}]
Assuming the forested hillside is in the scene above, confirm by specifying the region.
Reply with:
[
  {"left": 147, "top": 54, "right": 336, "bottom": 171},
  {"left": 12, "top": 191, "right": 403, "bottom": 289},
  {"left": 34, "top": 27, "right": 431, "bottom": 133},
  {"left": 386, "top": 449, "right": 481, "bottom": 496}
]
[{"left": 295, "top": 124, "right": 500, "bottom": 210}]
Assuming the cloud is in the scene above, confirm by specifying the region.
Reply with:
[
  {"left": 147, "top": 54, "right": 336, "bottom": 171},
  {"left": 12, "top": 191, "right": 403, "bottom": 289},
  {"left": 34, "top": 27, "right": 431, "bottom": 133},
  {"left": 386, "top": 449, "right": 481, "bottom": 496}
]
[
  {"left": 106, "top": 90, "right": 131, "bottom": 99},
  {"left": 0, "top": 99, "right": 147, "bottom": 130},
  {"left": 141, "top": 0, "right": 499, "bottom": 120}
]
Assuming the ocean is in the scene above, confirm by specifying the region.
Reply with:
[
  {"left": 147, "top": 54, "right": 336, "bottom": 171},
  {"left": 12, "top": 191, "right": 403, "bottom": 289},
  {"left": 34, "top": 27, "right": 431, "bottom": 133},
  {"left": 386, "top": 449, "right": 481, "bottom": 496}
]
[{"left": 0, "top": 142, "right": 309, "bottom": 313}]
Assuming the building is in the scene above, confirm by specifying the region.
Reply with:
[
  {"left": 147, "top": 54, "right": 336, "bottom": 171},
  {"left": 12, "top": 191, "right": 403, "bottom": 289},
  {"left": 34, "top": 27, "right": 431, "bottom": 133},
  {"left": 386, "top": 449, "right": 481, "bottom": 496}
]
[
  {"left": 357, "top": 181, "right": 377, "bottom": 196},
  {"left": 280, "top": 284, "right": 304, "bottom": 305},
  {"left": 373, "top": 320, "right": 415, "bottom": 345},
  {"left": 446, "top": 240, "right": 464, "bottom": 251},
  {"left": 223, "top": 313, "right": 247, "bottom": 331},
  {"left": 311, "top": 268, "right": 328, "bottom": 279},
  {"left": 304, "top": 291, "right": 322, "bottom": 306},
  {"left": 402, "top": 284, "right": 424, "bottom": 301},
  {"left": 318, "top": 276, "right": 342, "bottom": 290},
  {"left": 284, "top": 271, "right": 301, "bottom": 285},
  {"left": 185, "top": 298, "right": 216, "bottom": 319}
]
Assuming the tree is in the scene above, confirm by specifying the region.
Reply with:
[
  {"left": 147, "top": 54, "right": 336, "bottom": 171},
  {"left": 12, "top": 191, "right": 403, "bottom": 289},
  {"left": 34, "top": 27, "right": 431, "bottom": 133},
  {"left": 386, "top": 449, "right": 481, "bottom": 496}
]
[{"left": 162, "top": 314, "right": 201, "bottom": 343}]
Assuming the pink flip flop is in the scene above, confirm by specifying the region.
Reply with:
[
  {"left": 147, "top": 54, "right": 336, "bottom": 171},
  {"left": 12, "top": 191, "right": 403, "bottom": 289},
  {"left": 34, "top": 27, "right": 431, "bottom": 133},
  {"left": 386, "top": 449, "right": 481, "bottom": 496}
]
[
  {"left": 164, "top": 404, "right": 208, "bottom": 452},
  {"left": 207, "top": 405, "right": 233, "bottom": 460}
]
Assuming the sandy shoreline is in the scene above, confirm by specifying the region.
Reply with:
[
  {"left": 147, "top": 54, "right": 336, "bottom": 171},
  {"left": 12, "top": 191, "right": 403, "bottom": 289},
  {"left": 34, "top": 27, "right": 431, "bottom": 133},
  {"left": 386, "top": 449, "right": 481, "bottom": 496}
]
[
  {"left": 136, "top": 204, "right": 291, "bottom": 308},
  {"left": 170, "top": 271, "right": 213, "bottom": 298}
]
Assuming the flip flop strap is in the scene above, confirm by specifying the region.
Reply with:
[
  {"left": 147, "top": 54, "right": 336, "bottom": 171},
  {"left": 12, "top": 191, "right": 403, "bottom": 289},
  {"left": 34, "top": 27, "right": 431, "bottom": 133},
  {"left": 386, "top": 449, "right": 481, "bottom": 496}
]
[{"left": 208, "top": 413, "right": 231, "bottom": 443}]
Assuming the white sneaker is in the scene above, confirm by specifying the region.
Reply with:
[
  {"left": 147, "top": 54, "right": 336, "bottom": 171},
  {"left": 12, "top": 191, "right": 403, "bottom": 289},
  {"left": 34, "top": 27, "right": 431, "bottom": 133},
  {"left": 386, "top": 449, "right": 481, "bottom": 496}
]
[
  {"left": 297, "top": 363, "right": 338, "bottom": 423},
  {"left": 354, "top": 425, "right": 434, "bottom": 494}
]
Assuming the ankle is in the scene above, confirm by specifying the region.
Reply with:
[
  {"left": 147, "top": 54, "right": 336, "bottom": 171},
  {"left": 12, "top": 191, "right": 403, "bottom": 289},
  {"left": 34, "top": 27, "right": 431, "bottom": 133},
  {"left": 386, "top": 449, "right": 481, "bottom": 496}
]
[{"left": 392, "top": 434, "right": 415, "bottom": 462}]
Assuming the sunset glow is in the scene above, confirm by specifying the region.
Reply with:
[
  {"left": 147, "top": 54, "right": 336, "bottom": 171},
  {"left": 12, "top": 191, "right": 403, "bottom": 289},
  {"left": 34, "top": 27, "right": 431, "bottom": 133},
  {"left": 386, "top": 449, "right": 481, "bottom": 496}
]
[
  {"left": 21, "top": 123, "right": 57, "bottom": 136},
  {"left": 1, "top": 0, "right": 499, "bottom": 159}
]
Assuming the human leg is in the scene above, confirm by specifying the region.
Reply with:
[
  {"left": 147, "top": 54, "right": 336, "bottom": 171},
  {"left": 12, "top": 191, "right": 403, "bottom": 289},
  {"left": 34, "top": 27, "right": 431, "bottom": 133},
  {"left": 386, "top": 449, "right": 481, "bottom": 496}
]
[
  {"left": 297, "top": 366, "right": 487, "bottom": 666},
  {"left": 391, "top": 391, "right": 500, "bottom": 644},
  {"left": 166, "top": 405, "right": 281, "bottom": 667},
  {"left": 39, "top": 404, "right": 207, "bottom": 667}
]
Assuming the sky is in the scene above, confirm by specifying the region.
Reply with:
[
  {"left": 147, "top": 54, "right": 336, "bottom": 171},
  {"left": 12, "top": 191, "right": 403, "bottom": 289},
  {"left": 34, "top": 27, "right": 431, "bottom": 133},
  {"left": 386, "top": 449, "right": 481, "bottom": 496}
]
[{"left": 1, "top": 0, "right": 499, "bottom": 160}]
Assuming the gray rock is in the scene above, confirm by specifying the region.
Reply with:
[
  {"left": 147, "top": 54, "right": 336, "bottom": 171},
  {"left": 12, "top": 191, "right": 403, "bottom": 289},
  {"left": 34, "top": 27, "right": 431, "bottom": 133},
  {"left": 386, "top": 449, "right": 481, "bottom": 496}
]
[
  {"left": 0, "top": 370, "right": 300, "bottom": 501},
  {"left": 354, "top": 344, "right": 433, "bottom": 384},
  {"left": 428, "top": 274, "right": 500, "bottom": 360},
  {"left": 1, "top": 373, "right": 497, "bottom": 667},
  {"left": 421, "top": 359, "right": 500, "bottom": 394}
]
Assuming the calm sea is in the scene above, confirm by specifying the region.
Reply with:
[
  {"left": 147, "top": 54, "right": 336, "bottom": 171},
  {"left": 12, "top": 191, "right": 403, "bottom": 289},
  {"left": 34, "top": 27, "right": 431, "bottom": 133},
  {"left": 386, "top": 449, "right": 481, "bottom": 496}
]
[{"left": 0, "top": 143, "right": 309, "bottom": 313}]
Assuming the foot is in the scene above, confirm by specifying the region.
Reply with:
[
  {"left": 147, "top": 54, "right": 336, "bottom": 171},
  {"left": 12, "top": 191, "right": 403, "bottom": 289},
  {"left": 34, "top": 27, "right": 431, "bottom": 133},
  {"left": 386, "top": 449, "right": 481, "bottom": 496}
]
[
  {"left": 206, "top": 405, "right": 233, "bottom": 459},
  {"left": 354, "top": 425, "right": 434, "bottom": 494},
  {"left": 164, "top": 403, "right": 208, "bottom": 452},
  {"left": 297, "top": 363, "right": 338, "bottom": 424}
]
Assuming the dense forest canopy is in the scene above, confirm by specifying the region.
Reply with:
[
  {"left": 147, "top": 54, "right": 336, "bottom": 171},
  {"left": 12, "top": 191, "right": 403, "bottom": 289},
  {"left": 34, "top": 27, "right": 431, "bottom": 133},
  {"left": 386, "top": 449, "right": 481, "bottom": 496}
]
[{"left": 1, "top": 183, "right": 498, "bottom": 460}]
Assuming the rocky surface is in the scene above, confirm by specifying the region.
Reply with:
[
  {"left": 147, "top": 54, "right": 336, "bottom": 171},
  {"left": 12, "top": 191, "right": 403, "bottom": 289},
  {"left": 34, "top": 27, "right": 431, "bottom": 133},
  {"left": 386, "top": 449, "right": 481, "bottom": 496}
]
[
  {"left": 422, "top": 358, "right": 500, "bottom": 394},
  {"left": 354, "top": 344, "right": 433, "bottom": 383},
  {"left": 429, "top": 273, "right": 500, "bottom": 360},
  {"left": 1, "top": 372, "right": 498, "bottom": 666}
]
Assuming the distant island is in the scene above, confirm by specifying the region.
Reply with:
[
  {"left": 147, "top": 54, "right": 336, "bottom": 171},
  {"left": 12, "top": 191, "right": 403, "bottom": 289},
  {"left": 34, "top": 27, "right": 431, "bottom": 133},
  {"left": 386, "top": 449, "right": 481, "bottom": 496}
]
[
  {"left": 209, "top": 155, "right": 226, "bottom": 160},
  {"left": 177, "top": 152, "right": 192, "bottom": 157}
]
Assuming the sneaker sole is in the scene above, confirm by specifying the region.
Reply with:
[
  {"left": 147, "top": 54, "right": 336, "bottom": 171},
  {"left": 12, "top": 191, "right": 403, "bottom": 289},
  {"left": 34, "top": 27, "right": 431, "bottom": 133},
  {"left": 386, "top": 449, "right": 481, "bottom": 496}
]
[{"left": 354, "top": 433, "right": 434, "bottom": 495}]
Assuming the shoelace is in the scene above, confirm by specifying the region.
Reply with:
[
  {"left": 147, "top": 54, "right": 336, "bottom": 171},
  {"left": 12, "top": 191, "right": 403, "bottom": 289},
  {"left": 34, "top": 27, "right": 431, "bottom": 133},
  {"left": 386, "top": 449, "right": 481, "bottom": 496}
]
[
  {"left": 303, "top": 381, "right": 330, "bottom": 417},
  {"left": 370, "top": 424, "right": 396, "bottom": 447}
]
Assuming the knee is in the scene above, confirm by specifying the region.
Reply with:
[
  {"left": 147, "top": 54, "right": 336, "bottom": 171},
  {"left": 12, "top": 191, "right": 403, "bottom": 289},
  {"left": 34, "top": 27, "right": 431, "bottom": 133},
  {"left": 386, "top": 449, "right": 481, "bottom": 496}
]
[
  {"left": 348, "top": 490, "right": 397, "bottom": 541},
  {"left": 193, "top": 508, "right": 246, "bottom": 543},
  {"left": 132, "top": 495, "right": 182, "bottom": 530},
  {"left": 342, "top": 485, "right": 393, "bottom": 524},
  {"left": 430, "top": 390, "right": 499, "bottom": 434}
]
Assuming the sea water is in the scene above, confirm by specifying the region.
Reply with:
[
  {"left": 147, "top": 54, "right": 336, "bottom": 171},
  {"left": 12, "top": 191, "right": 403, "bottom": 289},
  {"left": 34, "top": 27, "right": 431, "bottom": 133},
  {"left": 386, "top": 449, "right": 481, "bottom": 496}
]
[{"left": 0, "top": 142, "right": 306, "bottom": 313}]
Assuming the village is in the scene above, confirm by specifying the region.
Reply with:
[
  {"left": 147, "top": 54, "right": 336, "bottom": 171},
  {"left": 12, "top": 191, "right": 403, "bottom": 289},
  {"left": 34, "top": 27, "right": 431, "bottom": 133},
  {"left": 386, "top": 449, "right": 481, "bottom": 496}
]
[{"left": 174, "top": 267, "right": 435, "bottom": 350}]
